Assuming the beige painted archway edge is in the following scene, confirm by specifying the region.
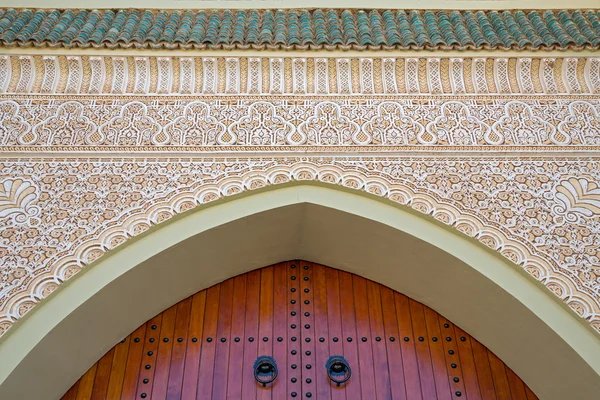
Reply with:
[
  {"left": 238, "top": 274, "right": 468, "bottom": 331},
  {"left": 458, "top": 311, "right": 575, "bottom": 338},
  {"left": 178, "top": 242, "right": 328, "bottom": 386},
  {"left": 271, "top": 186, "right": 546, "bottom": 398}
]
[{"left": 0, "top": 183, "right": 599, "bottom": 399}]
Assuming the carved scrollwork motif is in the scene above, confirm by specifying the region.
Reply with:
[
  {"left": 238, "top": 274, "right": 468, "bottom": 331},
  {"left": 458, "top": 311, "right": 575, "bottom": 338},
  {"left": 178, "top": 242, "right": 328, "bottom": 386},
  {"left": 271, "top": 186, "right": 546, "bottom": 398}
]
[
  {"left": 1, "top": 158, "right": 600, "bottom": 337},
  {"left": 0, "top": 101, "right": 31, "bottom": 145},
  {"left": 164, "top": 101, "right": 226, "bottom": 145},
  {"left": 558, "top": 102, "right": 600, "bottom": 145},
  {"left": 0, "top": 98, "right": 598, "bottom": 149},
  {"left": 492, "top": 101, "right": 566, "bottom": 145},
  {"left": 425, "top": 101, "right": 494, "bottom": 145},
  {"left": 99, "top": 101, "right": 162, "bottom": 146},
  {"left": 554, "top": 177, "right": 600, "bottom": 220},
  {"left": 0, "top": 178, "right": 39, "bottom": 223},
  {"left": 362, "top": 102, "right": 424, "bottom": 145},
  {"left": 0, "top": 89, "right": 600, "bottom": 339},
  {"left": 298, "top": 102, "right": 363, "bottom": 145},
  {"left": 229, "top": 102, "right": 296, "bottom": 145},
  {"left": 33, "top": 102, "right": 97, "bottom": 145}
]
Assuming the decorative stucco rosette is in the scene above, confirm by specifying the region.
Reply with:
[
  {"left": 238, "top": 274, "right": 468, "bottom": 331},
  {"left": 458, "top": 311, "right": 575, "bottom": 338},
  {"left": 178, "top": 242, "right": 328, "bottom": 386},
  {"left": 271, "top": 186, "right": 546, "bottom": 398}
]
[{"left": 0, "top": 55, "right": 599, "bottom": 337}]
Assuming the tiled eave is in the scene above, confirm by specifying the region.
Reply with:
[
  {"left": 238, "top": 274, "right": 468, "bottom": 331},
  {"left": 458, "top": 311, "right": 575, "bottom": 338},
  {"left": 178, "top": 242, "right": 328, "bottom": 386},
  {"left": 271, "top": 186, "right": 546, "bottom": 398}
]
[{"left": 0, "top": 8, "right": 600, "bottom": 51}]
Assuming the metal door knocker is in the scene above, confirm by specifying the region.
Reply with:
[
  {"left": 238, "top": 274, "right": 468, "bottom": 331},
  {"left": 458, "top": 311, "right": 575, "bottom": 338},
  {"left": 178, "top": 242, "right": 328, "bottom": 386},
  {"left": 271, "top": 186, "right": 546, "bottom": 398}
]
[
  {"left": 253, "top": 356, "right": 278, "bottom": 386},
  {"left": 326, "top": 355, "right": 351, "bottom": 386}
]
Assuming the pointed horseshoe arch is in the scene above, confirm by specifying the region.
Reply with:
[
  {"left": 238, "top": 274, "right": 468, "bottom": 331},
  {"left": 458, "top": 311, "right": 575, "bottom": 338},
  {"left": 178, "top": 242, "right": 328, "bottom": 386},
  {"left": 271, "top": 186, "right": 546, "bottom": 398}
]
[{"left": 0, "top": 184, "right": 599, "bottom": 399}]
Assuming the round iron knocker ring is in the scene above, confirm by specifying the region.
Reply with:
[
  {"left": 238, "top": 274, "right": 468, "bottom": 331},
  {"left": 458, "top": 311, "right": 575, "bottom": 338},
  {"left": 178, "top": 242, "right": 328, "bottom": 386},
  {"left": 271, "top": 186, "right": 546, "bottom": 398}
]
[
  {"left": 253, "top": 356, "right": 278, "bottom": 386},
  {"left": 326, "top": 355, "right": 351, "bottom": 386}
]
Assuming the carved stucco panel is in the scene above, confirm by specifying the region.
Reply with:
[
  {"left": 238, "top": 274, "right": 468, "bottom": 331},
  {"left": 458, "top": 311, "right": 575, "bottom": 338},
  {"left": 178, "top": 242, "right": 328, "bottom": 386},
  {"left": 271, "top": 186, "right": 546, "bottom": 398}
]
[
  {"left": 1, "top": 97, "right": 600, "bottom": 149},
  {"left": 1, "top": 158, "right": 600, "bottom": 337}
]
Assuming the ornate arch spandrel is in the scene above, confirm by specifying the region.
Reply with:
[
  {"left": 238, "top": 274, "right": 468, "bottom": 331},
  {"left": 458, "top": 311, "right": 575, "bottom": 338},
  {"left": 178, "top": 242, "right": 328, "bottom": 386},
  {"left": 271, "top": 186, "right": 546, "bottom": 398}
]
[
  {"left": 1, "top": 158, "right": 599, "bottom": 337},
  {"left": 0, "top": 55, "right": 599, "bottom": 338}
]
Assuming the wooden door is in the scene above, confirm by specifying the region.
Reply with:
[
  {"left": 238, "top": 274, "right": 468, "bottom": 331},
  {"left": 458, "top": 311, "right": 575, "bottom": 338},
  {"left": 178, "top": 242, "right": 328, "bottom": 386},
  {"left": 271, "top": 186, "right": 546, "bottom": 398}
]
[{"left": 62, "top": 261, "right": 537, "bottom": 399}]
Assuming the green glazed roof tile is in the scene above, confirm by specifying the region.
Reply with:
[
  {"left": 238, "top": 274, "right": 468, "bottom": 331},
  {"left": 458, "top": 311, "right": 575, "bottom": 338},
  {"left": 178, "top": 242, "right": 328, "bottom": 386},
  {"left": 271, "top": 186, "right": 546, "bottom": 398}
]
[{"left": 0, "top": 8, "right": 599, "bottom": 50}]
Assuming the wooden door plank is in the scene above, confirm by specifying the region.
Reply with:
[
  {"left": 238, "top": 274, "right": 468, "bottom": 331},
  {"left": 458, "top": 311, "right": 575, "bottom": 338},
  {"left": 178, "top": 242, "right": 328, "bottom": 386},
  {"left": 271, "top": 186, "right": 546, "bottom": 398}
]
[
  {"left": 423, "top": 306, "right": 451, "bottom": 400},
  {"left": 339, "top": 270, "right": 361, "bottom": 400},
  {"left": 487, "top": 351, "right": 512, "bottom": 399},
  {"left": 380, "top": 286, "right": 408, "bottom": 400},
  {"left": 300, "top": 263, "right": 317, "bottom": 399},
  {"left": 271, "top": 262, "right": 288, "bottom": 399},
  {"left": 181, "top": 291, "right": 207, "bottom": 399},
  {"left": 444, "top": 323, "right": 477, "bottom": 400},
  {"left": 120, "top": 324, "right": 147, "bottom": 399},
  {"left": 505, "top": 367, "right": 528, "bottom": 400},
  {"left": 469, "top": 337, "right": 497, "bottom": 400},
  {"left": 525, "top": 386, "right": 538, "bottom": 400},
  {"left": 288, "top": 263, "right": 302, "bottom": 399},
  {"left": 63, "top": 261, "right": 539, "bottom": 400},
  {"left": 241, "top": 269, "right": 261, "bottom": 399},
  {"left": 257, "top": 266, "right": 274, "bottom": 400},
  {"left": 395, "top": 293, "right": 422, "bottom": 400},
  {"left": 90, "top": 348, "right": 115, "bottom": 400},
  {"left": 196, "top": 284, "right": 221, "bottom": 399},
  {"left": 135, "top": 314, "right": 163, "bottom": 400},
  {"left": 312, "top": 263, "right": 332, "bottom": 399},
  {"left": 62, "top": 381, "right": 79, "bottom": 400},
  {"left": 152, "top": 305, "right": 178, "bottom": 399},
  {"left": 409, "top": 299, "right": 437, "bottom": 400},
  {"left": 325, "top": 267, "right": 345, "bottom": 400},
  {"left": 366, "top": 280, "right": 392, "bottom": 399},
  {"left": 166, "top": 297, "right": 192, "bottom": 400},
  {"left": 75, "top": 362, "right": 98, "bottom": 400},
  {"left": 212, "top": 278, "right": 235, "bottom": 400},
  {"left": 105, "top": 337, "right": 130, "bottom": 399},
  {"left": 226, "top": 274, "right": 248, "bottom": 399},
  {"left": 352, "top": 275, "right": 377, "bottom": 399}
]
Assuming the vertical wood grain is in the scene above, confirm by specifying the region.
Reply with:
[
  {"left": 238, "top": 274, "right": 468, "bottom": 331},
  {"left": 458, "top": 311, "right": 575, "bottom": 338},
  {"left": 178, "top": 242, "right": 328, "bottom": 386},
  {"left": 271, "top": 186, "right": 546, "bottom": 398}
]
[
  {"left": 241, "top": 269, "right": 260, "bottom": 399},
  {"left": 409, "top": 300, "right": 437, "bottom": 400},
  {"left": 339, "top": 271, "right": 362, "bottom": 400},
  {"left": 196, "top": 285, "right": 220, "bottom": 399},
  {"left": 300, "top": 263, "right": 316, "bottom": 399},
  {"left": 75, "top": 362, "right": 98, "bottom": 400},
  {"left": 119, "top": 325, "right": 147, "bottom": 399},
  {"left": 226, "top": 274, "right": 247, "bottom": 399},
  {"left": 62, "top": 261, "right": 538, "bottom": 400},
  {"left": 62, "top": 380, "right": 79, "bottom": 400},
  {"left": 212, "top": 278, "right": 235, "bottom": 400},
  {"left": 380, "top": 286, "right": 408, "bottom": 400},
  {"left": 151, "top": 305, "right": 177, "bottom": 398},
  {"left": 166, "top": 297, "right": 192, "bottom": 399},
  {"left": 135, "top": 315, "right": 163, "bottom": 400},
  {"left": 395, "top": 293, "right": 423, "bottom": 400},
  {"left": 423, "top": 306, "right": 451, "bottom": 400},
  {"left": 487, "top": 351, "right": 512, "bottom": 399},
  {"left": 442, "top": 321, "right": 472, "bottom": 400},
  {"left": 525, "top": 386, "right": 538, "bottom": 400},
  {"left": 181, "top": 291, "right": 206, "bottom": 399},
  {"left": 353, "top": 275, "right": 377, "bottom": 399},
  {"left": 105, "top": 338, "right": 130, "bottom": 399},
  {"left": 325, "top": 267, "right": 346, "bottom": 400},
  {"left": 506, "top": 366, "right": 528, "bottom": 400},
  {"left": 366, "top": 279, "right": 392, "bottom": 399},
  {"left": 271, "top": 262, "right": 288, "bottom": 399},
  {"left": 469, "top": 334, "right": 497, "bottom": 400},
  {"left": 257, "top": 266, "right": 274, "bottom": 400},
  {"left": 288, "top": 263, "right": 301, "bottom": 399},
  {"left": 312, "top": 263, "right": 331, "bottom": 399},
  {"left": 90, "top": 348, "right": 115, "bottom": 400}
]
